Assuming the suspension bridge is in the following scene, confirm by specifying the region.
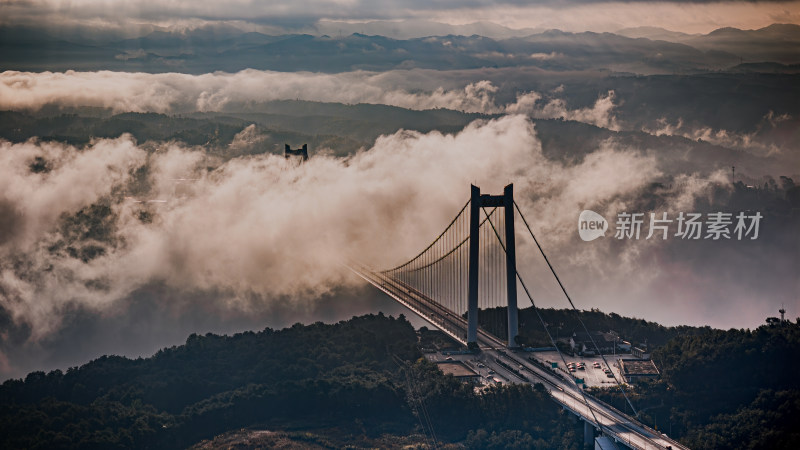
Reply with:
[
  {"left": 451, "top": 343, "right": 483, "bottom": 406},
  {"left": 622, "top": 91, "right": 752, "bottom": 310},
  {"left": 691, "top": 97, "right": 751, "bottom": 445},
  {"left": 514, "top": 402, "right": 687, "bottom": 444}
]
[{"left": 349, "top": 184, "right": 687, "bottom": 450}]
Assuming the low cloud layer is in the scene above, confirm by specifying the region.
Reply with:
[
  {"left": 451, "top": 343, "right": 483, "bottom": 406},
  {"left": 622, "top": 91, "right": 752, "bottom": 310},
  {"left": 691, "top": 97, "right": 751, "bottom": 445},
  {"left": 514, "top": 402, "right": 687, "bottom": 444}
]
[
  {"left": 7, "top": 69, "right": 795, "bottom": 155},
  {"left": 6, "top": 69, "right": 795, "bottom": 167},
  {"left": 0, "top": 117, "right": 538, "bottom": 344},
  {"left": 1, "top": 70, "right": 622, "bottom": 129},
  {"left": 506, "top": 90, "right": 621, "bottom": 130},
  {"left": 0, "top": 70, "right": 484, "bottom": 113},
  {"left": 2, "top": 113, "right": 787, "bottom": 380},
  {"left": 1, "top": 68, "right": 796, "bottom": 379},
  {"left": 643, "top": 112, "right": 796, "bottom": 157}
]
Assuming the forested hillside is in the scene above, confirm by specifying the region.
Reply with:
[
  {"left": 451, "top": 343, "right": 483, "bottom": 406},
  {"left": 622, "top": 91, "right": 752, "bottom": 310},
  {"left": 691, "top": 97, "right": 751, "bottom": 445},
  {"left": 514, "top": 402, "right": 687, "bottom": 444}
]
[
  {"left": 0, "top": 313, "right": 582, "bottom": 449},
  {"left": 2, "top": 308, "right": 799, "bottom": 448},
  {"left": 483, "top": 306, "right": 711, "bottom": 349},
  {"left": 591, "top": 321, "right": 800, "bottom": 449}
]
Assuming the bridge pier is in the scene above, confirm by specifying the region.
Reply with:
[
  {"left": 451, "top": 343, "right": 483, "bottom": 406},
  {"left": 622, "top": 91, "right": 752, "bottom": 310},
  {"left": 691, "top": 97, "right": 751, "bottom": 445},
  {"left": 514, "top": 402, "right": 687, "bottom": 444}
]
[{"left": 584, "top": 420, "right": 596, "bottom": 448}]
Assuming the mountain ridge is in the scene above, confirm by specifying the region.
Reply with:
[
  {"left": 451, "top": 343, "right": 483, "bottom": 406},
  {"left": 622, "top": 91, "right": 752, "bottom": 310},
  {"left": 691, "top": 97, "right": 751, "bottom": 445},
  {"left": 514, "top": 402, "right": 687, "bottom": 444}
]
[{"left": 1, "top": 23, "right": 797, "bottom": 74}]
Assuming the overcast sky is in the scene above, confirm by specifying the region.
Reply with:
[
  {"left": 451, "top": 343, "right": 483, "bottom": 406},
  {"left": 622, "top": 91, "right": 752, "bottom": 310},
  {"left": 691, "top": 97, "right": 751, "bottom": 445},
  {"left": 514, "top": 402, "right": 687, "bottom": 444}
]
[{"left": 2, "top": 0, "right": 799, "bottom": 36}]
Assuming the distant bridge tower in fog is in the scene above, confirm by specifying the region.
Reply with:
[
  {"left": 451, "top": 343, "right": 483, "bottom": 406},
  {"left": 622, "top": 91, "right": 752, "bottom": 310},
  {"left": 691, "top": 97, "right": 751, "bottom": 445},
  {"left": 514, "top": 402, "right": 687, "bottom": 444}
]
[{"left": 285, "top": 144, "right": 309, "bottom": 161}]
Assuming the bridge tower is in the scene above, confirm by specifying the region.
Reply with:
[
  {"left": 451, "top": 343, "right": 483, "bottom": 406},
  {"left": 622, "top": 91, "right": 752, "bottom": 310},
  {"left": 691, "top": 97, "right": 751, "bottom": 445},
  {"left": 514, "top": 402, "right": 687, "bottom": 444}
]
[
  {"left": 468, "top": 184, "right": 519, "bottom": 348},
  {"left": 285, "top": 144, "right": 309, "bottom": 161}
]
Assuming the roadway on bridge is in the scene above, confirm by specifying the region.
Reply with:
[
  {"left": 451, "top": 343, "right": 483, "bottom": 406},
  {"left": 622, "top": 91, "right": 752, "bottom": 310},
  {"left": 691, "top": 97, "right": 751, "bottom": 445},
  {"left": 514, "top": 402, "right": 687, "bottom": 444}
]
[
  {"left": 349, "top": 263, "right": 687, "bottom": 450},
  {"left": 481, "top": 348, "right": 682, "bottom": 450}
]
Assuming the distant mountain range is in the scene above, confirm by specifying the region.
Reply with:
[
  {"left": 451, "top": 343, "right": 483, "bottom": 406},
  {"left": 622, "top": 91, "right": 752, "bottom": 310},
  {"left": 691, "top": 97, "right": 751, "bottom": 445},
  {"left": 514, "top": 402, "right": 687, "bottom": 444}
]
[{"left": 1, "top": 23, "right": 798, "bottom": 74}]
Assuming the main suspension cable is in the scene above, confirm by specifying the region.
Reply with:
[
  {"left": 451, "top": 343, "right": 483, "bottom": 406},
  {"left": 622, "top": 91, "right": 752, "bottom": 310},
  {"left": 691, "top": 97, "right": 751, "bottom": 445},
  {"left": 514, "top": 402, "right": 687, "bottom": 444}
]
[
  {"left": 513, "top": 201, "right": 639, "bottom": 418},
  {"left": 482, "top": 207, "right": 607, "bottom": 434},
  {"left": 382, "top": 200, "right": 470, "bottom": 273}
]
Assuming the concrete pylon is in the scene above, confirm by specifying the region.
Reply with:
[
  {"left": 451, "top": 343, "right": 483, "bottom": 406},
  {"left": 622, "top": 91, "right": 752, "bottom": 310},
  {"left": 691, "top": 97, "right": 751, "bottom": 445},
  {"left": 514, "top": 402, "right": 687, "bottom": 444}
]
[
  {"left": 466, "top": 184, "right": 518, "bottom": 349},
  {"left": 584, "top": 420, "right": 595, "bottom": 448},
  {"left": 467, "top": 185, "right": 481, "bottom": 346}
]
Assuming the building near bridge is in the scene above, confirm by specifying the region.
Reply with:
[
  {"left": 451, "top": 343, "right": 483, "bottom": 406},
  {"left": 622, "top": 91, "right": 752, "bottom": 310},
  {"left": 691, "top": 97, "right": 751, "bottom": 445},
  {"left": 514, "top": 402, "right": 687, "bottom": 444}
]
[
  {"left": 619, "top": 358, "right": 660, "bottom": 383},
  {"left": 435, "top": 361, "right": 481, "bottom": 384},
  {"left": 570, "top": 331, "right": 617, "bottom": 355},
  {"left": 631, "top": 346, "right": 650, "bottom": 359}
]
